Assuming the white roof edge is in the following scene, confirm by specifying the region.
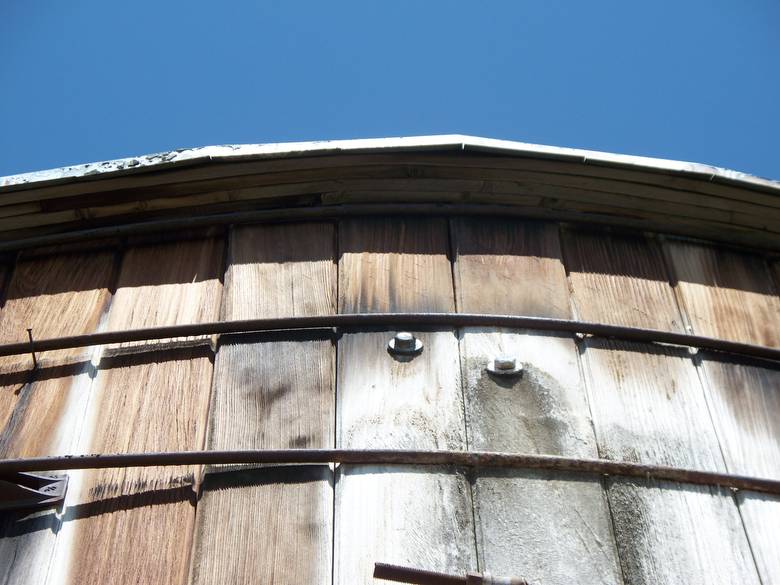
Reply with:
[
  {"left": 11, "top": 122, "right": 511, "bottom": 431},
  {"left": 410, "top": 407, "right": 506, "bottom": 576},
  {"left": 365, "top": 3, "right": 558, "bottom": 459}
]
[{"left": 1, "top": 134, "right": 779, "bottom": 194}]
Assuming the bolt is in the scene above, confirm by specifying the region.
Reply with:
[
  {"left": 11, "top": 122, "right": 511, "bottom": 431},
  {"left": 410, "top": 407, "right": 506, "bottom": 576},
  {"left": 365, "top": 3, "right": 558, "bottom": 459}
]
[
  {"left": 388, "top": 331, "right": 423, "bottom": 355},
  {"left": 486, "top": 354, "right": 523, "bottom": 376},
  {"left": 493, "top": 356, "right": 516, "bottom": 371}
]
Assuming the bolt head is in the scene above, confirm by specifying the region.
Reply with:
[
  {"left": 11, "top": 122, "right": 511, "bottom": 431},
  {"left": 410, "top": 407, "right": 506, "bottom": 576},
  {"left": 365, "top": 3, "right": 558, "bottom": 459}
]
[
  {"left": 486, "top": 355, "right": 523, "bottom": 376},
  {"left": 388, "top": 332, "right": 423, "bottom": 355},
  {"left": 493, "top": 356, "right": 516, "bottom": 371}
]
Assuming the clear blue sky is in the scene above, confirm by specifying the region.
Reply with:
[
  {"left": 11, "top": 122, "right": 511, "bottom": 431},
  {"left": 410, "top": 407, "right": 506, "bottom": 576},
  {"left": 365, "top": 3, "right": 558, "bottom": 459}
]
[{"left": 2, "top": 1, "right": 779, "bottom": 179}]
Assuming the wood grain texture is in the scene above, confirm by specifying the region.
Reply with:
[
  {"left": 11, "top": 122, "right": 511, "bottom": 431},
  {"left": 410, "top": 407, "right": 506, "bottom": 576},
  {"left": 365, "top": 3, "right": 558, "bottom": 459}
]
[
  {"left": 666, "top": 240, "right": 780, "bottom": 346},
  {"left": 581, "top": 340, "right": 761, "bottom": 585},
  {"left": 189, "top": 338, "right": 334, "bottom": 585},
  {"left": 701, "top": 359, "right": 780, "bottom": 584},
  {"left": 451, "top": 217, "right": 570, "bottom": 317},
  {"left": 0, "top": 253, "right": 113, "bottom": 585},
  {"left": 562, "top": 229, "right": 683, "bottom": 330},
  {"left": 453, "top": 219, "right": 620, "bottom": 583},
  {"left": 338, "top": 217, "right": 454, "bottom": 313},
  {"left": 583, "top": 340, "right": 724, "bottom": 471},
  {"left": 336, "top": 216, "right": 468, "bottom": 583},
  {"left": 106, "top": 238, "right": 223, "bottom": 348},
  {"left": 462, "top": 331, "right": 622, "bottom": 585},
  {"left": 223, "top": 223, "right": 336, "bottom": 320},
  {"left": 52, "top": 348, "right": 212, "bottom": 585},
  {"left": 0, "top": 251, "right": 114, "bottom": 368},
  {"left": 335, "top": 331, "right": 474, "bottom": 584},
  {"left": 189, "top": 221, "right": 337, "bottom": 584}
]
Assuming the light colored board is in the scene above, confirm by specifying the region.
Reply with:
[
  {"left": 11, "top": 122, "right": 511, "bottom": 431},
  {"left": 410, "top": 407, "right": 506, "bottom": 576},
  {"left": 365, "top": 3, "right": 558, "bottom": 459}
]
[
  {"left": 338, "top": 217, "right": 455, "bottom": 313},
  {"left": 0, "top": 253, "right": 113, "bottom": 585},
  {"left": 581, "top": 340, "right": 761, "bottom": 585},
  {"left": 335, "top": 330, "right": 475, "bottom": 584},
  {"left": 666, "top": 240, "right": 780, "bottom": 346},
  {"left": 453, "top": 220, "right": 621, "bottom": 584},
  {"left": 189, "top": 338, "right": 334, "bottom": 585},
  {"left": 223, "top": 223, "right": 336, "bottom": 320},
  {"left": 607, "top": 479, "right": 760, "bottom": 585},
  {"left": 584, "top": 340, "right": 724, "bottom": 470},
  {"left": 451, "top": 217, "right": 570, "bottom": 317},
  {"left": 461, "top": 331, "right": 622, "bottom": 585},
  {"left": 190, "top": 223, "right": 337, "bottom": 585},
  {"left": 0, "top": 251, "right": 114, "bottom": 368},
  {"left": 701, "top": 359, "right": 780, "bottom": 584},
  {"left": 336, "top": 217, "right": 469, "bottom": 583},
  {"left": 106, "top": 238, "right": 223, "bottom": 348},
  {"left": 51, "top": 348, "right": 213, "bottom": 585},
  {"left": 562, "top": 229, "right": 683, "bottom": 330}
]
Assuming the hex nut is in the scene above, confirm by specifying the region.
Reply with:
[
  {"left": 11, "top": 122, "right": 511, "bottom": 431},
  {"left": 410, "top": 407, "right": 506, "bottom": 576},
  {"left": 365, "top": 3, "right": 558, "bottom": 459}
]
[
  {"left": 388, "top": 332, "right": 423, "bottom": 355},
  {"left": 486, "top": 355, "right": 523, "bottom": 376}
]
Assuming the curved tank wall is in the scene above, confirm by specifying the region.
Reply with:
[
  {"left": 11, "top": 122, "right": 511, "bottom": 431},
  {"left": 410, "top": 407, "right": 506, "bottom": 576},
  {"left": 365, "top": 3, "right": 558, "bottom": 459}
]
[{"left": 0, "top": 138, "right": 778, "bottom": 585}]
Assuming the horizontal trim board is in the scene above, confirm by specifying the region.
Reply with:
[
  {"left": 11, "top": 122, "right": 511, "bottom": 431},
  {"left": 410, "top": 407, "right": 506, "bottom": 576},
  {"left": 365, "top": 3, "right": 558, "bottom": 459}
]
[
  {"left": 1, "top": 448, "right": 777, "bottom": 495},
  {"left": 10, "top": 312, "right": 780, "bottom": 363},
  {"left": 1, "top": 204, "right": 778, "bottom": 255}
]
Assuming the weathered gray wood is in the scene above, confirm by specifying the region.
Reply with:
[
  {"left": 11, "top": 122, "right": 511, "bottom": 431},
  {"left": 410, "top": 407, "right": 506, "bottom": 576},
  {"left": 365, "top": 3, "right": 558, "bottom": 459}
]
[
  {"left": 336, "top": 217, "right": 474, "bottom": 583},
  {"left": 569, "top": 230, "right": 762, "bottom": 584},
  {"left": 335, "top": 330, "right": 474, "bottom": 583},
  {"left": 453, "top": 218, "right": 621, "bottom": 583},
  {"left": 461, "top": 332, "right": 623, "bottom": 584},
  {"left": 665, "top": 240, "right": 780, "bottom": 346},
  {"left": 189, "top": 339, "right": 334, "bottom": 585},
  {"left": 190, "top": 222, "right": 337, "bottom": 584},
  {"left": 701, "top": 359, "right": 780, "bottom": 584}
]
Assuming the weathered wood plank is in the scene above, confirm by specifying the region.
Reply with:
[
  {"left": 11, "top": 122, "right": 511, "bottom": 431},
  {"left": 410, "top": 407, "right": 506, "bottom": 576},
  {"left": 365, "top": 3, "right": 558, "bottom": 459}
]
[
  {"left": 570, "top": 229, "right": 762, "bottom": 584},
  {"left": 451, "top": 218, "right": 570, "bottom": 317},
  {"left": 0, "top": 251, "right": 115, "bottom": 367},
  {"left": 338, "top": 217, "right": 454, "bottom": 313},
  {"left": 224, "top": 223, "right": 335, "bottom": 320},
  {"left": 701, "top": 358, "right": 780, "bottom": 584},
  {"left": 461, "top": 332, "right": 623, "bottom": 584},
  {"left": 665, "top": 240, "right": 780, "bottom": 346},
  {"left": 106, "top": 238, "right": 223, "bottom": 348},
  {"left": 336, "top": 217, "right": 473, "bottom": 582},
  {"left": 190, "top": 222, "right": 337, "bottom": 584},
  {"left": 0, "top": 253, "right": 114, "bottom": 585},
  {"left": 189, "top": 338, "right": 334, "bottom": 585},
  {"left": 335, "top": 330, "right": 474, "bottom": 583},
  {"left": 45, "top": 239, "right": 223, "bottom": 585},
  {"left": 563, "top": 229, "right": 683, "bottom": 330},
  {"left": 51, "top": 348, "right": 213, "bottom": 585},
  {"left": 452, "top": 217, "right": 621, "bottom": 583}
]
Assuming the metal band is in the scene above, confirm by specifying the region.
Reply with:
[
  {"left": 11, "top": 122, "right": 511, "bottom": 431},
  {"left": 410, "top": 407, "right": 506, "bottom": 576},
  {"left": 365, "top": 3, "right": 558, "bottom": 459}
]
[
  {"left": 0, "top": 449, "right": 777, "bottom": 495},
  {"left": 1, "top": 312, "right": 778, "bottom": 363}
]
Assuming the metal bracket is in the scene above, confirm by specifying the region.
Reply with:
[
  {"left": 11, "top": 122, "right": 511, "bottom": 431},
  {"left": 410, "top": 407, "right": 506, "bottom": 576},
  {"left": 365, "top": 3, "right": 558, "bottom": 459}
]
[{"left": 0, "top": 472, "right": 68, "bottom": 512}]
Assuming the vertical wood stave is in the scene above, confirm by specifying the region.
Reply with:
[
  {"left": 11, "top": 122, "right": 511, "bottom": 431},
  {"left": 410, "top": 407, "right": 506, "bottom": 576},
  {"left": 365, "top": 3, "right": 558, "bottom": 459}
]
[
  {"left": 454, "top": 218, "right": 622, "bottom": 585},
  {"left": 190, "top": 223, "right": 336, "bottom": 585},
  {"left": 0, "top": 251, "right": 115, "bottom": 585},
  {"left": 50, "top": 239, "right": 222, "bottom": 585},
  {"left": 567, "top": 230, "right": 762, "bottom": 585},
  {"left": 336, "top": 217, "right": 475, "bottom": 584}
]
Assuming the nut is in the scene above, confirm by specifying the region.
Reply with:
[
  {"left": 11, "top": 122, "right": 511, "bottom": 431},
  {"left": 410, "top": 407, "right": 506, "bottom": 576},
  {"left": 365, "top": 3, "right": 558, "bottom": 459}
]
[
  {"left": 388, "top": 332, "right": 423, "bottom": 355},
  {"left": 486, "top": 355, "right": 523, "bottom": 376}
]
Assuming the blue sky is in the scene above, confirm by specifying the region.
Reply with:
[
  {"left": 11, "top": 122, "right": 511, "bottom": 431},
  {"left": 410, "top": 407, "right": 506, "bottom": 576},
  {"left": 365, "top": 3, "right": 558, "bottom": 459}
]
[{"left": 2, "top": 1, "right": 779, "bottom": 179}]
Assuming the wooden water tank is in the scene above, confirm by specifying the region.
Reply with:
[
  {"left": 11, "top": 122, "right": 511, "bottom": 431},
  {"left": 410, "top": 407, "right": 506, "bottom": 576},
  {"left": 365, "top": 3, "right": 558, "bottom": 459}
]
[{"left": 0, "top": 136, "right": 778, "bottom": 585}]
